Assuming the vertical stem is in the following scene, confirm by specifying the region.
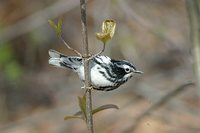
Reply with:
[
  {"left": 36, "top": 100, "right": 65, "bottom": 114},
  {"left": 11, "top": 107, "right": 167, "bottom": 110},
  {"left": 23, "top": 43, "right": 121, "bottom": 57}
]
[
  {"left": 185, "top": 0, "right": 200, "bottom": 99},
  {"left": 80, "top": 0, "right": 93, "bottom": 133}
]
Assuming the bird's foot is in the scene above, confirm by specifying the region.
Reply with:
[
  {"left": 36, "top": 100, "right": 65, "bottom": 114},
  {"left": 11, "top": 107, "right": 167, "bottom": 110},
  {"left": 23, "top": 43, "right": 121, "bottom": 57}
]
[
  {"left": 81, "top": 86, "right": 93, "bottom": 90},
  {"left": 81, "top": 86, "right": 93, "bottom": 95}
]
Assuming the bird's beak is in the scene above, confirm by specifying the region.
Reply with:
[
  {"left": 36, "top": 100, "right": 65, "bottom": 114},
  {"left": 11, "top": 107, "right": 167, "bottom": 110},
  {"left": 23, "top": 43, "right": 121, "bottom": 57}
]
[{"left": 134, "top": 70, "right": 143, "bottom": 74}]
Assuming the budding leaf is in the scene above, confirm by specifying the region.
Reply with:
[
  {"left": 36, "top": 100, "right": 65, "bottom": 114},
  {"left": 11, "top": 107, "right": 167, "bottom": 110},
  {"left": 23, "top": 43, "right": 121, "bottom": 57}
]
[
  {"left": 48, "top": 20, "right": 57, "bottom": 30},
  {"left": 96, "top": 32, "right": 110, "bottom": 44},
  {"left": 96, "top": 19, "right": 116, "bottom": 44},
  {"left": 78, "top": 95, "right": 86, "bottom": 120},
  {"left": 64, "top": 96, "right": 87, "bottom": 121},
  {"left": 64, "top": 116, "right": 82, "bottom": 120},
  {"left": 57, "top": 17, "right": 63, "bottom": 31},
  {"left": 56, "top": 17, "right": 63, "bottom": 37},
  {"left": 102, "top": 19, "right": 116, "bottom": 38},
  {"left": 92, "top": 104, "right": 119, "bottom": 115},
  {"left": 74, "top": 104, "right": 119, "bottom": 117},
  {"left": 48, "top": 17, "right": 63, "bottom": 38}
]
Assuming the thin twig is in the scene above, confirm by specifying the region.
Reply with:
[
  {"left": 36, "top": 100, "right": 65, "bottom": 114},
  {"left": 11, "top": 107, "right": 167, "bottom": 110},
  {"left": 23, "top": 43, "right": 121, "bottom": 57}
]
[
  {"left": 80, "top": 0, "right": 93, "bottom": 133},
  {"left": 87, "top": 42, "right": 105, "bottom": 61},
  {"left": 60, "top": 36, "right": 82, "bottom": 57},
  {"left": 124, "top": 82, "right": 195, "bottom": 133}
]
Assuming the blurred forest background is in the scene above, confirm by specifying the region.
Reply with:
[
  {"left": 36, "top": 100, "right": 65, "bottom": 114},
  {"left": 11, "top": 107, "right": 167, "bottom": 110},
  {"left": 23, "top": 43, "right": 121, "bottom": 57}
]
[{"left": 0, "top": 0, "right": 199, "bottom": 133}]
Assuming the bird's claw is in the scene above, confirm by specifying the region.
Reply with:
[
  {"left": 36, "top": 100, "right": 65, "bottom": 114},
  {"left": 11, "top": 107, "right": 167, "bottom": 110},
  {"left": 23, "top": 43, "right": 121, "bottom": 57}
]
[
  {"left": 82, "top": 86, "right": 93, "bottom": 95},
  {"left": 81, "top": 86, "right": 93, "bottom": 90}
]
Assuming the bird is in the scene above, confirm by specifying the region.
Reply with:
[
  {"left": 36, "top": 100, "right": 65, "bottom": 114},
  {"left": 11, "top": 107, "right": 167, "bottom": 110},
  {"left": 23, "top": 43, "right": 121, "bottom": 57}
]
[{"left": 48, "top": 49, "right": 142, "bottom": 91}]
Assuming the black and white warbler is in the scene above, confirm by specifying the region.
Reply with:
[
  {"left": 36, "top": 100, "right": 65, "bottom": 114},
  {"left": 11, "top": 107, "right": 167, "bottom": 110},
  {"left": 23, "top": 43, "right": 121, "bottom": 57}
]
[{"left": 49, "top": 49, "right": 142, "bottom": 91}]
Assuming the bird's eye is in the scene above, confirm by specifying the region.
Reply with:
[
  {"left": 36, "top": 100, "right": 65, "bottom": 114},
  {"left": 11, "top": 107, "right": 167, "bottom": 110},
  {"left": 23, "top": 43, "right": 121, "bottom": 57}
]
[{"left": 125, "top": 68, "right": 130, "bottom": 73}]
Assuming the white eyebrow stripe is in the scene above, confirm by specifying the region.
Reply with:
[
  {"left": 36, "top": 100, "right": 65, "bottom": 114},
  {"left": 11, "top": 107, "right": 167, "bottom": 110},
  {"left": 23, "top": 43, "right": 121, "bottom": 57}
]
[{"left": 123, "top": 64, "right": 130, "bottom": 68}]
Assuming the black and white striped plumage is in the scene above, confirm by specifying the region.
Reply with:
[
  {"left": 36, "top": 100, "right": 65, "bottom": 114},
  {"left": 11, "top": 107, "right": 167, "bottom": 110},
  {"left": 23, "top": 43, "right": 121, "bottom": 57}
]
[{"left": 49, "top": 49, "right": 142, "bottom": 91}]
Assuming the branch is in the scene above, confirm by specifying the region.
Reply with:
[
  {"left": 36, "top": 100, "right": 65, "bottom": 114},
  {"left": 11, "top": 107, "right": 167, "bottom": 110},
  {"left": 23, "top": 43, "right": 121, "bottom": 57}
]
[
  {"left": 80, "top": 0, "right": 93, "bottom": 133},
  {"left": 124, "top": 82, "right": 195, "bottom": 132},
  {"left": 87, "top": 42, "right": 105, "bottom": 61},
  {"left": 60, "top": 36, "right": 82, "bottom": 57}
]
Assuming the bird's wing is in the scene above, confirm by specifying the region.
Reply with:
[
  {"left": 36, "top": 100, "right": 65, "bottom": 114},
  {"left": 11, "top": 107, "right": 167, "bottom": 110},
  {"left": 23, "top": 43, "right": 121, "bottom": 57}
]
[{"left": 48, "top": 49, "right": 82, "bottom": 71}]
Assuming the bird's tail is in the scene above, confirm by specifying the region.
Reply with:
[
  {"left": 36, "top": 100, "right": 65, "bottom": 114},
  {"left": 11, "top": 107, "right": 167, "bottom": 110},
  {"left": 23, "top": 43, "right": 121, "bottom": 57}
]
[{"left": 48, "top": 49, "right": 82, "bottom": 71}]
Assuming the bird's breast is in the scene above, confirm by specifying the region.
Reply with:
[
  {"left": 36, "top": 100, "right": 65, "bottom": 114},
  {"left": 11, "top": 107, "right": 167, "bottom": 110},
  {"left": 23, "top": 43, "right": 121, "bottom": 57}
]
[
  {"left": 90, "top": 67, "right": 114, "bottom": 87},
  {"left": 77, "top": 65, "right": 114, "bottom": 88}
]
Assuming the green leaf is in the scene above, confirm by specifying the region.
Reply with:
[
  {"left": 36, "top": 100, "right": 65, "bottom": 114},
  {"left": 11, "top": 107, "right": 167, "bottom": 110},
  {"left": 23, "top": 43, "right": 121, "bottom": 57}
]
[
  {"left": 92, "top": 104, "right": 119, "bottom": 115},
  {"left": 102, "top": 19, "right": 116, "bottom": 38},
  {"left": 48, "top": 18, "right": 63, "bottom": 37},
  {"left": 74, "top": 104, "right": 119, "bottom": 117},
  {"left": 64, "top": 116, "right": 82, "bottom": 120},
  {"left": 96, "top": 19, "right": 116, "bottom": 44},
  {"left": 48, "top": 20, "right": 57, "bottom": 30},
  {"left": 57, "top": 17, "right": 63, "bottom": 33},
  {"left": 96, "top": 32, "right": 110, "bottom": 44},
  {"left": 55, "top": 17, "right": 63, "bottom": 37},
  {"left": 78, "top": 95, "right": 87, "bottom": 120}
]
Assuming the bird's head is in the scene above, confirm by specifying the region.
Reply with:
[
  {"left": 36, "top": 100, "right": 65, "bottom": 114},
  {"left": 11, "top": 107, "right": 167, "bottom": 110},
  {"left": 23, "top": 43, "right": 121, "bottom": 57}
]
[
  {"left": 112, "top": 60, "right": 143, "bottom": 82},
  {"left": 121, "top": 62, "right": 143, "bottom": 79}
]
